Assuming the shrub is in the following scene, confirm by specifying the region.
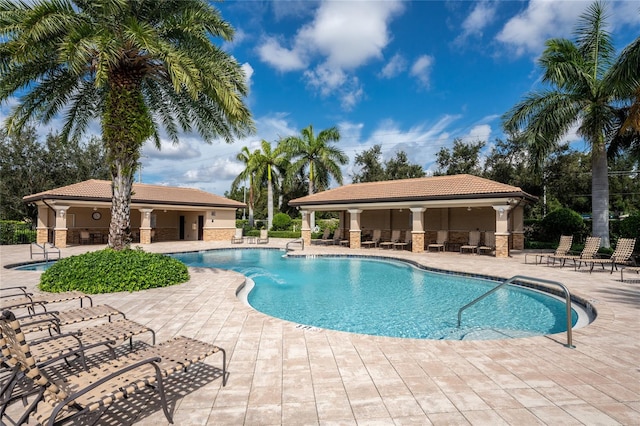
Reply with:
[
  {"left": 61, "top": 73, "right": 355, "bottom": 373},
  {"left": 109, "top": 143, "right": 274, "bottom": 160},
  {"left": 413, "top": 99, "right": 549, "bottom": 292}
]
[
  {"left": 0, "top": 221, "right": 36, "bottom": 245},
  {"left": 271, "top": 213, "right": 292, "bottom": 231},
  {"left": 539, "top": 208, "right": 586, "bottom": 242},
  {"left": 39, "top": 248, "right": 189, "bottom": 294},
  {"left": 618, "top": 212, "right": 640, "bottom": 252}
]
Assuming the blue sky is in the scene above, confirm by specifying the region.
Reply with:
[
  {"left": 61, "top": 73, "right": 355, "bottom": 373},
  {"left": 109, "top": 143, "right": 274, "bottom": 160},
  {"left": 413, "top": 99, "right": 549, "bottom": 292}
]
[{"left": 6, "top": 1, "right": 640, "bottom": 196}]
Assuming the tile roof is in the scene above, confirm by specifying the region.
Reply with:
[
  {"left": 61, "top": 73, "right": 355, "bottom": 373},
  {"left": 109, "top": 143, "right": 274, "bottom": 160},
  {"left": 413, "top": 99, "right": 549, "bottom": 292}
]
[
  {"left": 23, "top": 179, "right": 245, "bottom": 208},
  {"left": 289, "top": 174, "right": 536, "bottom": 206}
]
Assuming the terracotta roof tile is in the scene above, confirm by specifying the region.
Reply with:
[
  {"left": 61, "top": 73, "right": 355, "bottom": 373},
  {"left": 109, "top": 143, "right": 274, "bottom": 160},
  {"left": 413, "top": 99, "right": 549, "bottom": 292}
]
[
  {"left": 23, "top": 179, "right": 245, "bottom": 208},
  {"left": 289, "top": 174, "right": 535, "bottom": 206}
]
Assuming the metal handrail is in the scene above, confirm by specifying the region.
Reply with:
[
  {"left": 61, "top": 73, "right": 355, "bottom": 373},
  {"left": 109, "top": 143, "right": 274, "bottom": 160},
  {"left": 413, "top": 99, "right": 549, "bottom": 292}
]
[
  {"left": 286, "top": 238, "right": 304, "bottom": 251},
  {"left": 457, "top": 275, "right": 574, "bottom": 348},
  {"left": 30, "top": 242, "right": 60, "bottom": 261}
]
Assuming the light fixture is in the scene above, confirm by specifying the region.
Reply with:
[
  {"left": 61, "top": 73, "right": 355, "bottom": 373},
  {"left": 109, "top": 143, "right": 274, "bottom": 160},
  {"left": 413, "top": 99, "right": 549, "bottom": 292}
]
[
  {"left": 467, "top": 207, "right": 472, "bottom": 211},
  {"left": 93, "top": 207, "right": 97, "bottom": 211},
  {"left": 59, "top": 210, "right": 65, "bottom": 217},
  {"left": 498, "top": 207, "right": 505, "bottom": 218}
]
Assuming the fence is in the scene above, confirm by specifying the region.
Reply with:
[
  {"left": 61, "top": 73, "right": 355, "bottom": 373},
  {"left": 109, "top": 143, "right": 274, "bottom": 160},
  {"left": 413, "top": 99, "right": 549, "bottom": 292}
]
[{"left": 0, "top": 221, "right": 37, "bottom": 245}]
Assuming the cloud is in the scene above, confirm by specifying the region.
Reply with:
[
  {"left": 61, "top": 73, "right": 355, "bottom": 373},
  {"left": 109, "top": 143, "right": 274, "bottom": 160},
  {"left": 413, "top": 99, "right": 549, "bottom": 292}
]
[
  {"left": 257, "top": 36, "right": 307, "bottom": 72},
  {"left": 256, "top": 0, "right": 405, "bottom": 108},
  {"left": 379, "top": 53, "right": 407, "bottom": 79},
  {"left": 496, "top": 0, "right": 588, "bottom": 56},
  {"left": 458, "top": 1, "right": 497, "bottom": 42},
  {"left": 143, "top": 138, "right": 201, "bottom": 160},
  {"left": 464, "top": 124, "right": 492, "bottom": 142},
  {"left": 410, "top": 55, "right": 434, "bottom": 88},
  {"left": 241, "top": 62, "right": 254, "bottom": 91}
]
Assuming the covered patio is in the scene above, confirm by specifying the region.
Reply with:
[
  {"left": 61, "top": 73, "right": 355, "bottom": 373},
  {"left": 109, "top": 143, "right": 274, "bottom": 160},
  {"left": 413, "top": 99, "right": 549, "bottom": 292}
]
[
  {"left": 289, "top": 174, "right": 536, "bottom": 258},
  {"left": 23, "top": 179, "right": 245, "bottom": 248}
]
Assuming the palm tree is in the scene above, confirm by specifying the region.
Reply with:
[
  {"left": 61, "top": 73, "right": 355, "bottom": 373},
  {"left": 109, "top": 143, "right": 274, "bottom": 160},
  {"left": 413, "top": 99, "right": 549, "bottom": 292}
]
[
  {"left": 232, "top": 147, "right": 258, "bottom": 229},
  {"left": 0, "top": 0, "right": 254, "bottom": 250},
  {"left": 282, "top": 124, "right": 348, "bottom": 229},
  {"left": 502, "top": 1, "right": 633, "bottom": 248},
  {"left": 252, "top": 140, "right": 288, "bottom": 230}
]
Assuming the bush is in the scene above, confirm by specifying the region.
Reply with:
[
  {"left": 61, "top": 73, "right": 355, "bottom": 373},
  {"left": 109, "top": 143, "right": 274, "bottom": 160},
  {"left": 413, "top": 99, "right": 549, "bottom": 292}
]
[
  {"left": 539, "top": 208, "right": 586, "bottom": 243},
  {"left": 0, "top": 221, "right": 36, "bottom": 245},
  {"left": 271, "top": 213, "right": 292, "bottom": 231},
  {"left": 618, "top": 212, "right": 640, "bottom": 252},
  {"left": 39, "top": 248, "right": 189, "bottom": 294}
]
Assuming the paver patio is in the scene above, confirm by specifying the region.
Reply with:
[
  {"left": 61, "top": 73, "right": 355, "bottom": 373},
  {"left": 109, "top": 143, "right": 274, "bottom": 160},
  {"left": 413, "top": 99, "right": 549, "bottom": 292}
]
[{"left": 1, "top": 240, "right": 638, "bottom": 425}]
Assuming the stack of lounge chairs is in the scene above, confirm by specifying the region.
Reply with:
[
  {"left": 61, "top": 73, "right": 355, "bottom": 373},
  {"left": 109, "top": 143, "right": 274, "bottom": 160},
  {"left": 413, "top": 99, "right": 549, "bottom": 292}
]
[
  {"left": 460, "top": 231, "right": 481, "bottom": 254},
  {"left": 379, "top": 230, "right": 401, "bottom": 249},
  {"left": 362, "top": 229, "right": 381, "bottom": 248},
  {"left": 428, "top": 230, "right": 448, "bottom": 252},
  {"left": 579, "top": 237, "right": 637, "bottom": 273},
  {"left": 0, "top": 287, "right": 227, "bottom": 425},
  {"left": 548, "top": 236, "right": 601, "bottom": 269}
]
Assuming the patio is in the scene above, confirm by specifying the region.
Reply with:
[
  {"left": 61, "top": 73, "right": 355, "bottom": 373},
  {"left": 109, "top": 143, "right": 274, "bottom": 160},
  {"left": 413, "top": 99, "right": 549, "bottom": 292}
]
[{"left": 1, "top": 240, "right": 638, "bottom": 425}]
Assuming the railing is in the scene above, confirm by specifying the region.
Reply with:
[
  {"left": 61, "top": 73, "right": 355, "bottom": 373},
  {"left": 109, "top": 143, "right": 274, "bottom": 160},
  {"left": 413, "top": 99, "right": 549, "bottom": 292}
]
[
  {"left": 457, "top": 275, "right": 574, "bottom": 348},
  {"left": 286, "top": 238, "right": 304, "bottom": 251},
  {"left": 30, "top": 242, "right": 60, "bottom": 262}
]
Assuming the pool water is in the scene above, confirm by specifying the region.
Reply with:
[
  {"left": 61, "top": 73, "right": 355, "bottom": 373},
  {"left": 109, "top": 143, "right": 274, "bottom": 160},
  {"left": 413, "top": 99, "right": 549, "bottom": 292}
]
[
  {"left": 172, "top": 249, "right": 579, "bottom": 340},
  {"left": 12, "top": 262, "right": 53, "bottom": 271}
]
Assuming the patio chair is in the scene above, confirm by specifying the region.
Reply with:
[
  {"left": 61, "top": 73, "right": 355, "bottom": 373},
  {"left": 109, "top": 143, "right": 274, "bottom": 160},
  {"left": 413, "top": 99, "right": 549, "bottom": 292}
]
[
  {"left": 621, "top": 266, "right": 640, "bottom": 282},
  {"left": 231, "top": 228, "right": 244, "bottom": 244},
  {"left": 427, "top": 230, "right": 448, "bottom": 252},
  {"left": 16, "top": 304, "right": 126, "bottom": 334},
  {"left": 79, "top": 231, "right": 91, "bottom": 245},
  {"left": 460, "top": 231, "right": 481, "bottom": 254},
  {"left": 379, "top": 230, "right": 400, "bottom": 249},
  {"left": 478, "top": 231, "right": 495, "bottom": 255},
  {"left": 257, "top": 229, "right": 269, "bottom": 244},
  {"left": 318, "top": 228, "right": 332, "bottom": 244},
  {"left": 361, "top": 229, "right": 381, "bottom": 248},
  {"left": 0, "top": 310, "right": 227, "bottom": 426},
  {"left": 529, "top": 235, "right": 573, "bottom": 265},
  {"left": 330, "top": 228, "right": 345, "bottom": 245},
  {"left": 1, "top": 287, "right": 92, "bottom": 315},
  {"left": 581, "top": 238, "right": 636, "bottom": 273},
  {"left": 393, "top": 231, "right": 411, "bottom": 250},
  {"left": 548, "top": 236, "right": 601, "bottom": 269}
]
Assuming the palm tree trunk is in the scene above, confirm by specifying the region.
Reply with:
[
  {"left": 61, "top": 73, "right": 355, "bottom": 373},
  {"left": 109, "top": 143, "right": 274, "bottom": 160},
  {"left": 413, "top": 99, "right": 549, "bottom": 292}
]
[
  {"left": 591, "top": 138, "right": 610, "bottom": 248},
  {"left": 110, "top": 163, "right": 134, "bottom": 249},
  {"left": 267, "top": 178, "right": 274, "bottom": 230},
  {"left": 308, "top": 170, "right": 316, "bottom": 230}
]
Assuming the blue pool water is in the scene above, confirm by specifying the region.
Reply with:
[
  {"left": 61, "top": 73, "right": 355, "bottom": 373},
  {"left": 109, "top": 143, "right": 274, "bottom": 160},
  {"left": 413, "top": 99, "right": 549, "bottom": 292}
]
[
  {"left": 12, "top": 262, "right": 53, "bottom": 271},
  {"left": 172, "top": 249, "right": 579, "bottom": 340}
]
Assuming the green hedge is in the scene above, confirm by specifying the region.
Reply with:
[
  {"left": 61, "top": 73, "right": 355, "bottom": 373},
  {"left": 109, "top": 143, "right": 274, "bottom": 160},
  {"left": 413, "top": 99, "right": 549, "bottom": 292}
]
[
  {"left": 40, "top": 248, "right": 189, "bottom": 294},
  {"left": 0, "top": 221, "right": 36, "bottom": 245}
]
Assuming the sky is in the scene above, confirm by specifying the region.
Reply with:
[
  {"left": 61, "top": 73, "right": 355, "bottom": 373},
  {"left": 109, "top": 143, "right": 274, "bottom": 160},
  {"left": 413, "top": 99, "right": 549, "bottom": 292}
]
[{"left": 6, "top": 0, "right": 640, "bottom": 196}]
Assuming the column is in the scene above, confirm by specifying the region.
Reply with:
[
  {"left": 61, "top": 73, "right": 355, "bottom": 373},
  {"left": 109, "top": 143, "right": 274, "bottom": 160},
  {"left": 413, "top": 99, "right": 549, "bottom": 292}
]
[
  {"left": 140, "top": 208, "right": 153, "bottom": 244},
  {"left": 493, "top": 205, "right": 512, "bottom": 258},
  {"left": 410, "top": 207, "right": 426, "bottom": 253},
  {"left": 53, "top": 206, "right": 70, "bottom": 248},
  {"left": 348, "top": 209, "right": 362, "bottom": 249},
  {"left": 511, "top": 205, "right": 525, "bottom": 250},
  {"left": 36, "top": 205, "right": 50, "bottom": 244},
  {"left": 300, "top": 210, "right": 311, "bottom": 247}
]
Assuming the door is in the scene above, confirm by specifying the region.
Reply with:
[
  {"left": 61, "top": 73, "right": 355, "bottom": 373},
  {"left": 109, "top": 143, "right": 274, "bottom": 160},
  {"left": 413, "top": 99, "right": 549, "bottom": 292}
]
[
  {"left": 179, "top": 216, "right": 185, "bottom": 240},
  {"left": 198, "top": 215, "right": 204, "bottom": 240}
]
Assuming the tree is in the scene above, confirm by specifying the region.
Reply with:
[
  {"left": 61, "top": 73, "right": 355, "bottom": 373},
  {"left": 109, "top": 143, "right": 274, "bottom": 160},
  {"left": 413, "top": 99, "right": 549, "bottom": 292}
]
[
  {"left": 352, "top": 145, "right": 386, "bottom": 183},
  {"left": 0, "top": 0, "right": 253, "bottom": 250},
  {"left": 0, "top": 127, "right": 109, "bottom": 221},
  {"left": 434, "top": 138, "right": 485, "bottom": 176},
  {"left": 384, "top": 151, "right": 425, "bottom": 180},
  {"left": 282, "top": 125, "right": 348, "bottom": 228},
  {"left": 231, "top": 147, "right": 258, "bottom": 228},
  {"left": 502, "top": 2, "right": 632, "bottom": 247},
  {"left": 252, "top": 140, "right": 288, "bottom": 230}
]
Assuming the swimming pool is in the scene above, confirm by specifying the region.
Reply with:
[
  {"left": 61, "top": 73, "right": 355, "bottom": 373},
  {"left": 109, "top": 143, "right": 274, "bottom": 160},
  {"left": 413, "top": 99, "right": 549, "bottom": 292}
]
[{"left": 172, "top": 249, "right": 581, "bottom": 340}]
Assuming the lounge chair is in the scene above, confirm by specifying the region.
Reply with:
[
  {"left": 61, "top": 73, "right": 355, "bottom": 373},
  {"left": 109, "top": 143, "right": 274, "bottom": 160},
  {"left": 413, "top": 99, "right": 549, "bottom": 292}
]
[
  {"left": 79, "top": 230, "right": 91, "bottom": 245},
  {"left": 1, "top": 287, "right": 92, "bottom": 314},
  {"left": 621, "top": 266, "right": 640, "bottom": 282},
  {"left": 548, "top": 236, "right": 601, "bottom": 269},
  {"left": 318, "top": 228, "right": 332, "bottom": 245},
  {"left": 16, "top": 304, "right": 126, "bottom": 334},
  {"left": 361, "top": 229, "right": 381, "bottom": 248},
  {"left": 331, "top": 228, "right": 348, "bottom": 245},
  {"left": 427, "top": 230, "right": 448, "bottom": 252},
  {"left": 581, "top": 238, "right": 636, "bottom": 273},
  {"left": 526, "top": 235, "right": 573, "bottom": 265},
  {"left": 379, "top": 230, "right": 400, "bottom": 249},
  {"left": 231, "top": 228, "right": 244, "bottom": 244},
  {"left": 478, "top": 231, "right": 495, "bottom": 255},
  {"left": 460, "top": 231, "right": 481, "bottom": 254},
  {"left": 393, "top": 231, "right": 411, "bottom": 250},
  {"left": 257, "top": 229, "right": 269, "bottom": 244},
  {"left": 0, "top": 310, "right": 227, "bottom": 425}
]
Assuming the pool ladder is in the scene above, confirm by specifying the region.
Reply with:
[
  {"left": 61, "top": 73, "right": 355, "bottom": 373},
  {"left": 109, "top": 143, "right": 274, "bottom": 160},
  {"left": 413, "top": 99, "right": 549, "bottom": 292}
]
[
  {"left": 286, "top": 238, "right": 304, "bottom": 251},
  {"left": 457, "top": 275, "right": 574, "bottom": 348},
  {"left": 30, "top": 242, "right": 60, "bottom": 261}
]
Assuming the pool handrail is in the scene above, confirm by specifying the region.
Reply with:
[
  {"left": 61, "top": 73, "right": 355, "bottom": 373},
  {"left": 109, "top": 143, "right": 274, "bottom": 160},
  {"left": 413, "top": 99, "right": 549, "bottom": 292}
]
[
  {"left": 286, "top": 238, "right": 304, "bottom": 251},
  {"left": 457, "top": 275, "right": 574, "bottom": 348},
  {"left": 30, "top": 242, "right": 60, "bottom": 262}
]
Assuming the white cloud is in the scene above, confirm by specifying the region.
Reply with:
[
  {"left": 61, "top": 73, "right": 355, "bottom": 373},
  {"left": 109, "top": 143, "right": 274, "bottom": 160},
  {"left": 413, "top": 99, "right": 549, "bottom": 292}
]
[
  {"left": 241, "top": 62, "right": 254, "bottom": 91},
  {"left": 379, "top": 53, "right": 407, "bottom": 79},
  {"left": 410, "top": 55, "right": 434, "bottom": 88},
  {"left": 257, "top": 36, "right": 307, "bottom": 72},
  {"left": 256, "top": 0, "right": 404, "bottom": 109},
  {"left": 464, "top": 124, "right": 492, "bottom": 143},
  {"left": 460, "top": 1, "right": 497, "bottom": 38},
  {"left": 496, "top": 0, "right": 588, "bottom": 56}
]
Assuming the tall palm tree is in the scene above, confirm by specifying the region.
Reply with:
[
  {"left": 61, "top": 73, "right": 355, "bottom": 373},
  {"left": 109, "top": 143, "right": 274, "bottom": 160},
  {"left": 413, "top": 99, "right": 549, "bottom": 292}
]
[
  {"left": 0, "top": 0, "right": 254, "bottom": 250},
  {"left": 282, "top": 124, "right": 348, "bottom": 229},
  {"left": 502, "top": 1, "right": 632, "bottom": 248},
  {"left": 252, "top": 140, "right": 288, "bottom": 230},
  {"left": 232, "top": 146, "right": 258, "bottom": 229}
]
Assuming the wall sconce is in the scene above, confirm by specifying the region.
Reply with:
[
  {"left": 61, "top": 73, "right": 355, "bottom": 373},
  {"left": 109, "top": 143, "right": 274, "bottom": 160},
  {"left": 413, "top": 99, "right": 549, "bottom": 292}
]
[
  {"left": 145, "top": 212, "right": 150, "bottom": 219},
  {"left": 93, "top": 207, "right": 97, "bottom": 211},
  {"left": 498, "top": 207, "right": 505, "bottom": 218},
  {"left": 210, "top": 211, "right": 216, "bottom": 222},
  {"left": 467, "top": 207, "right": 472, "bottom": 212},
  {"left": 59, "top": 210, "right": 65, "bottom": 218}
]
